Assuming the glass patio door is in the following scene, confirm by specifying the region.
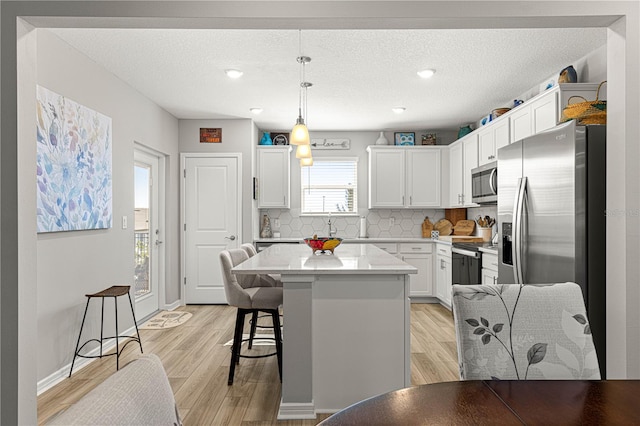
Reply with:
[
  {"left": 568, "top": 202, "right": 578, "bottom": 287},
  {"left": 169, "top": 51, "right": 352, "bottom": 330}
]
[{"left": 134, "top": 148, "right": 162, "bottom": 319}]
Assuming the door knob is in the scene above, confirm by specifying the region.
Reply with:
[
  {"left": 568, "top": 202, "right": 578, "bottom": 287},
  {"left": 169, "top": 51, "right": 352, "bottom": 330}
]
[
  {"left": 225, "top": 235, "right": 236, "bottom": 241},
  {"left": 155, "top": 240, "right": 164, "bottom": 246}
]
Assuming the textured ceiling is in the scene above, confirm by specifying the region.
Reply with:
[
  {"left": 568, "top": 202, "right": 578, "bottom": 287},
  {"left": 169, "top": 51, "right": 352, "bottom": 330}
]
[{"left": 47, "top": 28, "right": 605, "bottom": 132}]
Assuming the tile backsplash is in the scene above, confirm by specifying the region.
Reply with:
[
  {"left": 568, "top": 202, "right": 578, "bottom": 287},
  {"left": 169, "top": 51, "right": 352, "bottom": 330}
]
[
  {"left": 260, "top": 206, "right": 498, "bottom": 240},
  {"left": 260, "top": 209, "right": 446, "bottom": 239}
]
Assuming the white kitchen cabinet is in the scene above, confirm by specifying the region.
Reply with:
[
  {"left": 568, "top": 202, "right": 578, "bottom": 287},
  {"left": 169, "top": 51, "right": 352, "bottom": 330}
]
[
  {"left": 508, "top": 83, "right": 599, "bottom": 144},
  {"left": 448, "top": 141, "right": 463, "bottom": 206},
  {"left": 509, "top": 105, "right": 532, "bottom": 143},
  {"left": 406, "top": 149, "right": 441, "bottom": 207},
  {"left": 481, "top": 252, "right": 499, "bottom": 285},
  {"left": 370, "top": 242, "right": 433, "bottom": 298},
  {"left": 448, "top": 134, "right": 478, "bottom": 207},
  {"left": 399, "top": 243, "right": 433, "bottom": 297},
  {"left": 368, "top": 146, "right": 441, "bottom": 208},
  {"left": 478, "top": 119, "right": 509, "bottom": 166},
  {"left": 435, "top": 244, "right": 452, "bottom": 308},
  {"left": 257, "top": 146, "right": 291, "bottom": 208}
]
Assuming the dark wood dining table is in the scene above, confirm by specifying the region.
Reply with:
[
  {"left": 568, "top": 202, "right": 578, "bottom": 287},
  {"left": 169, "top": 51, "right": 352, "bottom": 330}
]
[{"left": 317, "top": 380, "right": 640, "bottom": 425}]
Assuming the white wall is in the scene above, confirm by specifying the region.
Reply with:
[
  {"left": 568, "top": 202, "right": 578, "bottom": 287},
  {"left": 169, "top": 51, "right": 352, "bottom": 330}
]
[
  {"left": 35, "top": 30, "right": 180, "bottom": 385},
  {"left": 178, "top": 119, "right": 256, "bottom": 243}
]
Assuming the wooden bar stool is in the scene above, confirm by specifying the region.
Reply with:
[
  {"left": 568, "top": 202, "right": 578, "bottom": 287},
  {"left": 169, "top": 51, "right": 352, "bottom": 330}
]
[{"left": 69, "top": 285, "right": 143, "bottom": 377}]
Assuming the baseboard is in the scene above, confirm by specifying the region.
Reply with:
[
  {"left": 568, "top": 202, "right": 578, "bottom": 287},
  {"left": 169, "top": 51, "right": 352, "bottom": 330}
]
[
  {"left": 164, "top": 299, "right": 181, "bottom": 311},
  {"left": 277, "top": 400, "right": 316, "bottom": 420},
  {"left": 36, "top": 325, "right": 139, "bottom": 395}
]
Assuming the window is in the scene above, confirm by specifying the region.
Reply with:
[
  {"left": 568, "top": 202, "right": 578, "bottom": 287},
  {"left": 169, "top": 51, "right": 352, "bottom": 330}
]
[{"left": 301, "top": 158, "right": 358, "bottom": 214}]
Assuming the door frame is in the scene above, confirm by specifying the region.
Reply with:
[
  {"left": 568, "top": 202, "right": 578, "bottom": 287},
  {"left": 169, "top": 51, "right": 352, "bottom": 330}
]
[
  {"left": 180, "top": 153, "right": 243, "bottom": 305},
  {"left": 134, "top": 143, "right": 167, "bottom": 316}
]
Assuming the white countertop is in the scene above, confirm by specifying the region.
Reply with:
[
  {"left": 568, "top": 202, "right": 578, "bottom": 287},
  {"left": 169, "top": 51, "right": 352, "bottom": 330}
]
[
  {"left": 255, "top": 237, "right": 443, "bottom": 244},
  {"left": 233, "top": 243, "right": 417, "bottom": 275}
]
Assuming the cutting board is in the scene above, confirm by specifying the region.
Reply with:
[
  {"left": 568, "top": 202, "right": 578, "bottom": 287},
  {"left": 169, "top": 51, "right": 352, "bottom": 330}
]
[
  {"left": 434, "top": 219, "right": 453, "bottom": 236},
  {"left": 453, "top": 220, "right": 476, "bottom": 236}
]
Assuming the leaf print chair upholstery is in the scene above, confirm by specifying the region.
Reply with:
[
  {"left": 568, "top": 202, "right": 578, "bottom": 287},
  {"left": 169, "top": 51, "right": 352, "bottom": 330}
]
[{"left": 452, "top": 282, "right": 600, "bottom": 380}]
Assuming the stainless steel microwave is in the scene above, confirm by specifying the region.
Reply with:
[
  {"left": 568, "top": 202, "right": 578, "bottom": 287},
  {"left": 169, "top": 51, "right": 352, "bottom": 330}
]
[{"left": 471, "top": 161, "right": 497, "bottom": 204}]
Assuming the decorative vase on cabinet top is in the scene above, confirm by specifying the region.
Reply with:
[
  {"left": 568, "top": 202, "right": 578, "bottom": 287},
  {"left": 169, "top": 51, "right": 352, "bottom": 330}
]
[
  {"left": 375, "top": 131, "right": 389, "bottom": 145},
  {"left": 457, "top": 125, "right": 473, "bottom": 139},
  {"left": 259, "top": 132, "right": 273, "bottom": 145}
]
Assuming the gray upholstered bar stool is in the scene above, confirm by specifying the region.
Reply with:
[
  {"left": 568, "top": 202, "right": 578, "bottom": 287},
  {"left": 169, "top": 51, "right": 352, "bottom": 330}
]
[
  {"left": 220, "top": 249, "right": 283, "bottom": 385},
  {"left": 240, "top": 243, "right": 283, "bottom": 349}
]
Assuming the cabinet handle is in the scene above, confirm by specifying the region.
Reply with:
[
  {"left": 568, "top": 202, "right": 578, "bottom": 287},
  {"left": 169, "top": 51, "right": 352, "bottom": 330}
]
[
  {"left": 461, "top": 194, "right": 465, "bottom": 204},
  {"left": 493, "top": 276, "right": 497, "bottom": 284},
  {"left": 283, "top": 195, "right": 286, "bottom": 204},
  {"left": 492, "top": 262, "right": 498, "bottom": 267},
  {"left": 411, "top": 247, "right": 421, "bottom": 250},
  {"left": 410, "top": 195, "right": 413, "bottom": 205},
  {"left": 440, "top": 259, "right": 445, "bottom": 269},
  {"left": 402, "top": 195, "right": 405, "bottom": 205}
]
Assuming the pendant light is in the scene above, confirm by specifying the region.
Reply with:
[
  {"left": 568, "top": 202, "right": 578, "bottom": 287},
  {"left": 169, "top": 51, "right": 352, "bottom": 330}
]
[
  {"left": 300, "top": 157, "right": 314, "bottom": 167},
  {"left": 291, "top": 31, "right": 312, "bottom": 147},
  {"left": 295, "top": 143, "right": 312, "bottom": 159}
]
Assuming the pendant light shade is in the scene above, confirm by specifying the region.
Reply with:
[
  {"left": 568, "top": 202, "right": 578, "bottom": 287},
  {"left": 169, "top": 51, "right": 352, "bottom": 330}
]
[
  {"left": 300, "top": 157, "right": 314, "bottom": 167},
  {"left": 291, "top": 31, "right": 312, "bottom": 146},
  {"left": 295, "top": 144, "right": 312, "bottom": 159},
  {"left": 291, "top": 121, "right": 310, "bottom": 146}
]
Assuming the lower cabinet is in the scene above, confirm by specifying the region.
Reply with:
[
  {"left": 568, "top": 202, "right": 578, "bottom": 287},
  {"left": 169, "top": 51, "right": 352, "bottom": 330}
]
[
  {"left": 374, "top": 242, "right": 433, "bottom": 297},
  {"left": 435, "top": 244, "right": 452, "bottom": 308},
  {"left": 399, "top": 244, "right": 433, "bottom": 297},
  {"left": 481, "top": 252, "right": 499, "bottom": 285}
]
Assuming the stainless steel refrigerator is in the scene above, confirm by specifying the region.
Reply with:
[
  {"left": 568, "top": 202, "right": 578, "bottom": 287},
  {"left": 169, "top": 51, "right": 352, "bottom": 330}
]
[{"left": 497, "top": 120, "right": 606, "bottom": 376}]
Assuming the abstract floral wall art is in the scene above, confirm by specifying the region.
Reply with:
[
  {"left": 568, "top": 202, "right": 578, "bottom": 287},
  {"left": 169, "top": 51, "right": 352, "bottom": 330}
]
[{"left": 36, "top": 86, "right": 113, "bottom": 232}]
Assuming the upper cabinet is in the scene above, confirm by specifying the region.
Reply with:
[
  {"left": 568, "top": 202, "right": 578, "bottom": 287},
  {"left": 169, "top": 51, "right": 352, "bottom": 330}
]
[
  {"left": 368, "top": 146, "right": 442, "bottom": 208},
  {"left": 478, "top": 119, "right": 509, "bottom": 166},
  {"left": 449, "top": 134, "right": 478, "bottom": 207},
  {"left": 257, "top": 146, "right": 291, "bottom": 208},
  {"left": 509, "top": 83, "right": 600, "bottom": 144}
]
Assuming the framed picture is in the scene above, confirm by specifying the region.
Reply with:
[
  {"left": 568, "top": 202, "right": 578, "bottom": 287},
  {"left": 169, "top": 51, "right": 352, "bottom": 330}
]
[
  {"left": 271, "top": 132, "right": 290, "bottom": 145},
  {"left": 200, "top": 128, "right": 222, "bottom": 143},
  {"left": 394, "top": 132, "right": 415, "bottom": 146}
]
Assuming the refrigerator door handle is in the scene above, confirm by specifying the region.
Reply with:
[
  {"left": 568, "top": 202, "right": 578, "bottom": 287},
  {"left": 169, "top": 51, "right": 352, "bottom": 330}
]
[{"left": 513, "top": 177, "right": 527, "bottom": 284}]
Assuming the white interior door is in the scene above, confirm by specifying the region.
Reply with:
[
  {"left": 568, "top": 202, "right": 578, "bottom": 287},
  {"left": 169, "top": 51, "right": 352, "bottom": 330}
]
[
  {"left": 134, "top": 148, "right": 164, "bottom": 320},
  {"left": 183, "top": 154, "right": 241, "bottom": 304}
]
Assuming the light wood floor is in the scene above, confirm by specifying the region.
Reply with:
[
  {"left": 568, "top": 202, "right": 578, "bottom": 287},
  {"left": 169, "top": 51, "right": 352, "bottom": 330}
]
[{"left": 38, "top": 303, "right": 458, "bottom": 425}]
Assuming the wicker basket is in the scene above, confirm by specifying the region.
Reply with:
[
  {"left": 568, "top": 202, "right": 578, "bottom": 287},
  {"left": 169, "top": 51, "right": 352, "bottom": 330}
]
[{"left": 560, "top": 81, "right": 607, "bottom": 125}]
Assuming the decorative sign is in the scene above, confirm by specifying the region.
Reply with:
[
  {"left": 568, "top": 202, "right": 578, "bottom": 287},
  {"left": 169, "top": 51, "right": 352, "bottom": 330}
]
[
  {"left": 271, "top": 132, "right": 290, "bottom": 145},
  {"left": 36, "top": 85, "right": 113, "bottom": 233},
  {"left": 310, "top": 138, "right": 351, "bottom": 150},
  {"left": 200, "top": 128, "right": 222, "bottom": 143},
  {"left": 394, "top": 132, "right": 415, "bottom": 146}
]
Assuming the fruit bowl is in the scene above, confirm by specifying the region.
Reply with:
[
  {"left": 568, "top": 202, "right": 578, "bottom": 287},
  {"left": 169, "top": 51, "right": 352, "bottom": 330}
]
[{"left": 303, "top": 236, "right": 343, "bottom": 254}]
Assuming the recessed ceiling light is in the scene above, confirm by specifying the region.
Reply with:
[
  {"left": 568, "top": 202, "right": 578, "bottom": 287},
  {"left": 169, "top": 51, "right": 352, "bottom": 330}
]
[
  {"left": 417, "top": 69, "right": 436, "bottom": 79},
  {"left": 392, "top": 107, "right": 406, "bottom": 114},
  {"left": 249, "top": 108, "right": 263, "bottom": 114},
  {"left": 225, "top": 69, "right": 244, "bottom": 79}
]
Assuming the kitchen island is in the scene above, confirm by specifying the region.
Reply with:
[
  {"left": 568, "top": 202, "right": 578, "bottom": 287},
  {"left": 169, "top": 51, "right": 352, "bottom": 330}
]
[{"left": 232, "top": 243, "right": 416, "bottom": 420}]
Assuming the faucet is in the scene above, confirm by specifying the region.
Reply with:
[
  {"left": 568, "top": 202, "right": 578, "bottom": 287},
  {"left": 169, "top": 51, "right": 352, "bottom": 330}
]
[{"left": 328, "top": 214, "right": 337, "bottom": 237}]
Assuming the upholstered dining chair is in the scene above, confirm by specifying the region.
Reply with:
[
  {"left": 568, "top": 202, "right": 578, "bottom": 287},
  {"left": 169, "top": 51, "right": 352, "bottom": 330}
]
[
  {"left": 452, "top": 282, "right": 600, "bottom": 381},
  {"left": 219, "top": 249, "right": 283, "bottom": 385}
]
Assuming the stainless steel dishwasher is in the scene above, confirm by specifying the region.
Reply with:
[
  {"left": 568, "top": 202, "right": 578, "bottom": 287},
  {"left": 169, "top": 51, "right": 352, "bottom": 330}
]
[{"left": 451, "top": 243, "right": 482, "bottom": 285}]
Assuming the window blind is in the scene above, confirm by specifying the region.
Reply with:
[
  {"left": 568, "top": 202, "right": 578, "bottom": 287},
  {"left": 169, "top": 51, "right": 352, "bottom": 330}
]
[{"left": 301, "top": 159, "right": 358, "bottom": 214}]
